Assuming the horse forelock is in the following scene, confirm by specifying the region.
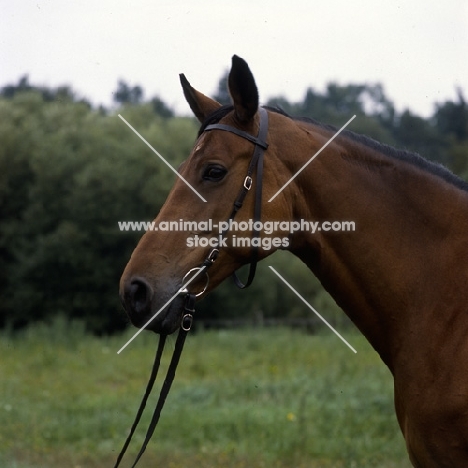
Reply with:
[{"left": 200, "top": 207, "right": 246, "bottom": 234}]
[{"left": 197, "top": 105, "right": 234, "bottom": 137}]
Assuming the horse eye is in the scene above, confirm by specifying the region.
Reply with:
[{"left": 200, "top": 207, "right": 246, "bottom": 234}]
[{"left": 202, "top": 165, "right": 227, "bottom": 182}]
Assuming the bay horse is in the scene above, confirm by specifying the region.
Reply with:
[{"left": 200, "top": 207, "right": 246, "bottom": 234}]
[{"left": 120, "top": 55, "right": 468, "bottom": 467}]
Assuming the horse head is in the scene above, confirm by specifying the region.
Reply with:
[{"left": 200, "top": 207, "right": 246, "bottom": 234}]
[{"left": 119, "top": 56, "right": 296, "bottom": 334}]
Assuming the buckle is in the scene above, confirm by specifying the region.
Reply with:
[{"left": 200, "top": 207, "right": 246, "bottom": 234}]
[
  {"left": 181, "top": 313, "right": 193, "bottom": 331},
  {"left": 207, "top": 248, "right": 219, "bottom": 263},
  {"left": 243, "top": 176, "right": 253, "bottom": 190}
]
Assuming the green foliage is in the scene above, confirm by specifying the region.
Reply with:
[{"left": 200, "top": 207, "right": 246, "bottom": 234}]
[
  {"left": 0, "top": 90, "right": 198, "bottom": 332},
  {"left": 0, "top": 77, "right": 467, "bottom": 333},
  {"left": 0, "top": 326, "right": 410, "bottom": 467},
  {"left": 113, "top": 79, "right": 144, "bottom": 105},
  {"left": 394, "top": 110, "right": 448, "bottom": 163},
  {"left": 213, "top": 70, "right": 231, "bottom": 106},
  {"left": 1, "top": 75, "right": 81, "bottom": 105},
  {"left": 266, "top": 83, "right": 466, "bottom": 168},
  {"left": 435, "top": 88, "right": 468, "bottom": 141}
]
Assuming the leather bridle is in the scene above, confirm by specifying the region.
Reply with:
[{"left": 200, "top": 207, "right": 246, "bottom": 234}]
[
  {"left": 114, "top": 107, "right": 269, "bottom": 467},
  {"left": 203, "top": 106, "right": 269, "bottom": 288}
]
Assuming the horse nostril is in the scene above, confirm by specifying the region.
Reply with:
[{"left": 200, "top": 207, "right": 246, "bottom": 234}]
[{"left": 123, "top": 277, "right": 153, "bottom": 316}]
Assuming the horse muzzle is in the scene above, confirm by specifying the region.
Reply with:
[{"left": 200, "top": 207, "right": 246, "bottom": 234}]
[{"left": 119, "top": 276, "right": 185, "bottom": 334}]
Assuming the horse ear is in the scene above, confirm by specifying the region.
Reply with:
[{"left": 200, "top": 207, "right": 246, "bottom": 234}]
[
  {"left": 228, "top": 55, "right": 259, "bottom": 123},
  {"left": 179, "top": 74, "right": 222, "bottom": 123}
]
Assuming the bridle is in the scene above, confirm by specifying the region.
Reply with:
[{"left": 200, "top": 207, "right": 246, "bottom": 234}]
[
  {"left": 203, "top": 106, "right": 269, "bottom": 288},
  {"left": 114, "top": 107, "right": 269, "bottom": 467}
]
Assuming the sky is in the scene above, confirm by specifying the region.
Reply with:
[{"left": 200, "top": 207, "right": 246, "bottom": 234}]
[{"left": 1, "top": 0, "right": 467, "bottom": 118}]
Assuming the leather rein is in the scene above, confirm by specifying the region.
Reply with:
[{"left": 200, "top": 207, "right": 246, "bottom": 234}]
[{"left": 114, "top": 107, "right": 269, "bottom": 467}]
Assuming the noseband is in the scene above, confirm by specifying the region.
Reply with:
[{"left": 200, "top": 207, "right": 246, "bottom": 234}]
[{"left": 114, "top": 108, "right": 269, "bottom": 467}]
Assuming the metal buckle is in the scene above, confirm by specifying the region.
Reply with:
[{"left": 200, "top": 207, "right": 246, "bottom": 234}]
[
  {"left": 181, "top": 313, "right": 193, "bottom": 331},
  {"left": 207, "top": 248, "right": 219, "bottom": 263},
  {"left": 243, "top": 176, "right": 253, "bottom": 190},
  {"left": 180, "top": 267, "right": 209, "bottom": 297}
]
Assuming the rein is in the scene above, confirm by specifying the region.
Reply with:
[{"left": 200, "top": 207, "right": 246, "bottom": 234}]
[{"left": 114, "top": 108, "right": 269, "bottom": 467}]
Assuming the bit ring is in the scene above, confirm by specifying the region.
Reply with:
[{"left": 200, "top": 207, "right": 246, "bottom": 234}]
[{"left": 180, "top": 267, "right": 209, "bottom": 297}]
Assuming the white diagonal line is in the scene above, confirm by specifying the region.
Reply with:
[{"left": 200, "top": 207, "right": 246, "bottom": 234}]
[
  {"left": 268, "top": 115, "right": 356, "bottom": 202},
  {"left": 117, "top": 266, "right": 207, "bottom": 354},
  {"left": 268, "top": 266, "right": 357, "bottom": 353},
  {"left": 118, "top": 114, "right": 207, "bottom": 203}
]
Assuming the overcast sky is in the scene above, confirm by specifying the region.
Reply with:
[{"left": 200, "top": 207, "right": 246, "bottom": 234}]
[{"left": 2, "top": 1, "right": 467, "bottom": 117}]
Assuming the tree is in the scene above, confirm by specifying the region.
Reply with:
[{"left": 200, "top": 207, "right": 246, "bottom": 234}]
[
  {"left": 393, "top": 110, "right": 448, "bottom": 163},
  {"left": 1, "top": 75, "right": 31, "bottom": 98},
  {"left": 212, "top": 70, "right": 231, "bottom": 105},
  {"left": 113, "top": 80, "right": 144, "bottom": 105},
  {"left": 324, "top": 83, "right": 366, "bottom": 115},
  {"left": 0, "top": 90, "right": 199, "bottom": 333},
  {"left": 435, "top": 88, "right": 468, "bottom": 141},
  {"left": 151, "top": 96, "right": 174, "bottom": 118},
  {"left": 1, "top": 75, "right": 81, "bottom": 104}
]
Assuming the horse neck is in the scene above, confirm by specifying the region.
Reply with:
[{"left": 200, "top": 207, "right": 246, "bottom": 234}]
[{"left": 279, "top": 121, "right": 468, "bottom": 370}]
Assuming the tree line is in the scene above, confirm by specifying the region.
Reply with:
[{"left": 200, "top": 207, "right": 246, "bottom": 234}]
[{"left": 1, "top": 75, "right": 467, "bottom": 333}]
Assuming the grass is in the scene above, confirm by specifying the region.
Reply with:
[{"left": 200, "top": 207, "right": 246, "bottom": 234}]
[{"left": 0, "top": 319, "right": 411, "bottom": 467}]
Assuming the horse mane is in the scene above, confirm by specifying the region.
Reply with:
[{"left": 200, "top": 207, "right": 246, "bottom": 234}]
[{"left": 198, "top": 105, "right": 468, "bottom": 192}]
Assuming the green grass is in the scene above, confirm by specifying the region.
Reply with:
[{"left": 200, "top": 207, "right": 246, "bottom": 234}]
[{"left": 0, "top": 320, "right": 411, "bottom": 467}]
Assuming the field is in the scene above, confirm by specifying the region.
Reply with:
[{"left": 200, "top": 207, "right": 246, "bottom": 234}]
[{"left": 1, "top": 320, "right": 411, "bottom": 467}]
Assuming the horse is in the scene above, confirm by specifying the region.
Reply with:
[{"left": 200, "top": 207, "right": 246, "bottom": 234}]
[{"left": 119, "top": 55, "right": 468, "bottom": 467}]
